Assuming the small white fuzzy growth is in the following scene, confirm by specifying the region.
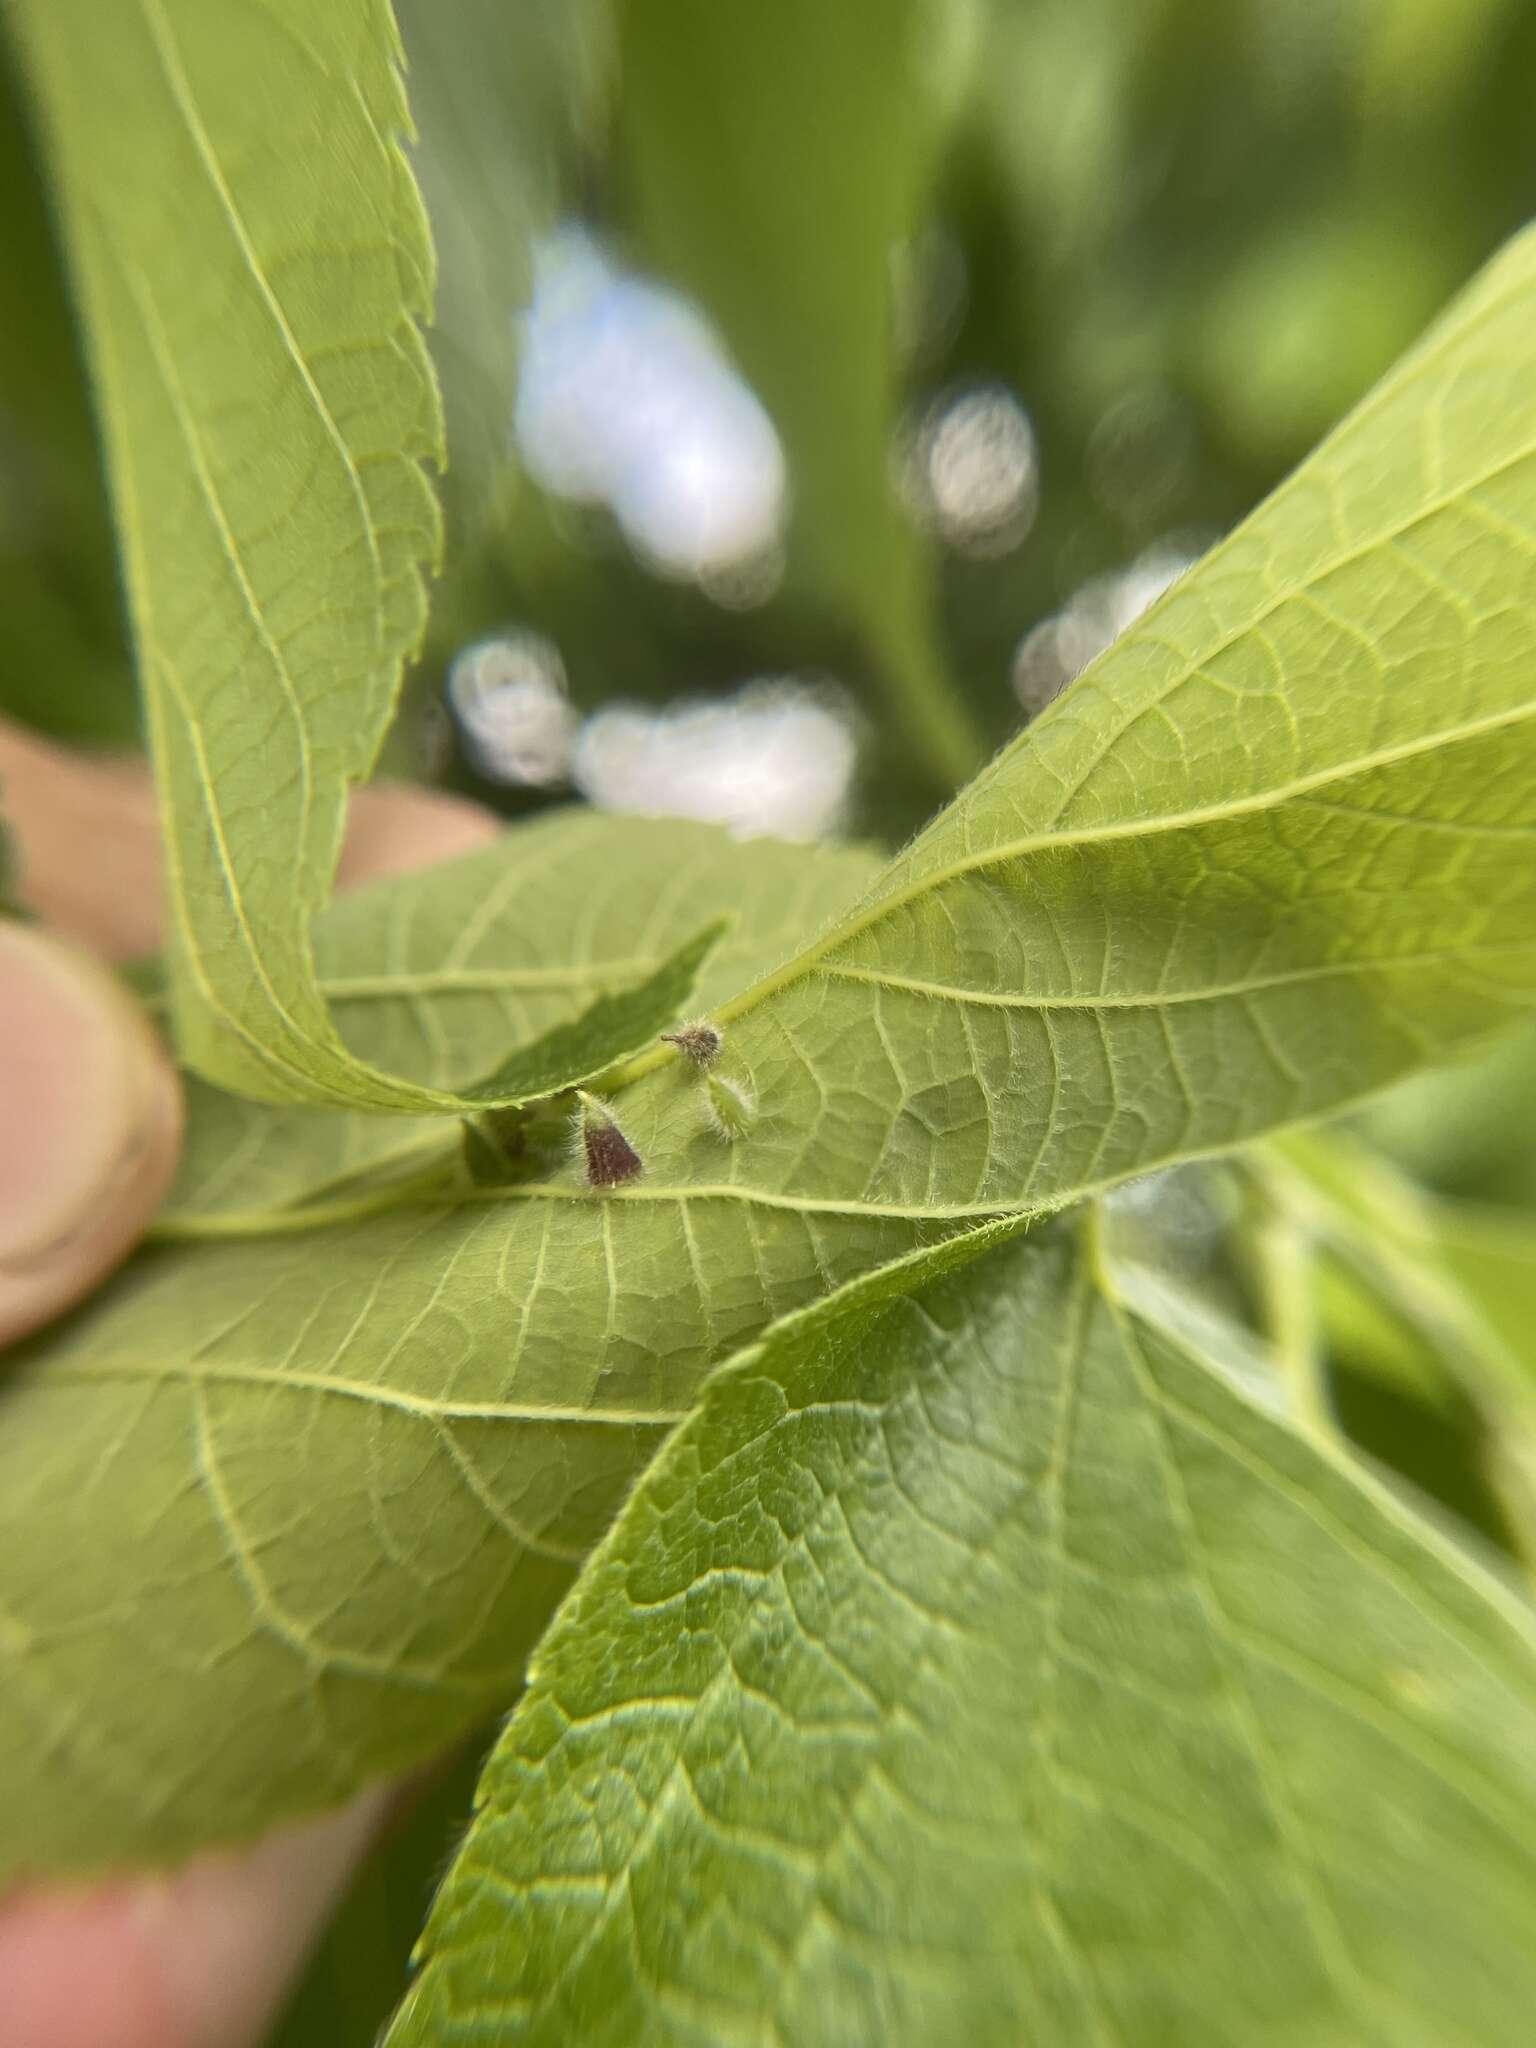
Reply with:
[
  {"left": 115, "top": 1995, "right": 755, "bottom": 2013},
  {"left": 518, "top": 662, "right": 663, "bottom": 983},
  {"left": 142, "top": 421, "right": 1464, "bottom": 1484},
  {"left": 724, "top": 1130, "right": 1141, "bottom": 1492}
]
[{"left": 703, "top": 1073, "right": 755, "bottom": 1141}]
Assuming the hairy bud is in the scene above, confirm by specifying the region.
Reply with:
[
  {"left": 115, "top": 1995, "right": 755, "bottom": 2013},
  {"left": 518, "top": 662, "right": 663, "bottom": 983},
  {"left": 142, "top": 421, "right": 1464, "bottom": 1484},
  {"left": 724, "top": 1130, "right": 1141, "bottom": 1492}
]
[
  {"left": 661, "top": 1018, "right": 723, "bottom": 1067},
  {"left": 574, "top": 1090, "right": 644, "bottom": 1188},
  {"left": 704, "top": 1073, "right": 755, "bottom": 1141}
]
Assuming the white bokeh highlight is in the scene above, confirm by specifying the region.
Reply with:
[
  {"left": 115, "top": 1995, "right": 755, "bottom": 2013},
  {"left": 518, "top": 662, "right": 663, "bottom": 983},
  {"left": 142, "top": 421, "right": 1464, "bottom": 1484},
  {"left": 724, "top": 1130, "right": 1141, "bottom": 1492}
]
[{"left": 515, "top": 227, "right": 787, "bottom": 588}]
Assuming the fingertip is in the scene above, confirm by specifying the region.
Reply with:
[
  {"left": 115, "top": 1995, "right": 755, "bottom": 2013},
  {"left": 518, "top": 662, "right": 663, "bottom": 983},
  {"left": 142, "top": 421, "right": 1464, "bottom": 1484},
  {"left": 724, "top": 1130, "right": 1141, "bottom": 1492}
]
[
  {"left": 128, "top": 1790, "right": 391, "bottom": 2048},
  {"left": 0, "top": 723, "right": 162, "bottom": 961},
  {"left": 339, "top": 784, "right": 499, "bottom": 889},
  {"left": 0, "top": 922, "right": 182, "bottom": 1348},
  {"left": 0, "top": 1789, "right": 390, "bottom": 2048},
  {"left": 0, "top": 1881, "right": 170, "bottom": 2048}
]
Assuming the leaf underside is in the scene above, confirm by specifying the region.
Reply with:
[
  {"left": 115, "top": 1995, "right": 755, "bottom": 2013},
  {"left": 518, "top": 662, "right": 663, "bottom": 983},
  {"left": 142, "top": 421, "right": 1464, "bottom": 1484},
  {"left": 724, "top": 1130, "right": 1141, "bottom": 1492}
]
[
  {"left": 391, "top": 1225, "right": 1536, "bottom": 2048},
  {"left": 0, "top": 819, "right": 883, "bottom": 1876},
  {"left": 453, "top": 917, "right": 726, "bottom": 1109},
  {"left": 157, "top": 815, "right": 881, "bottom": 1225},
  {"left": 5, "top": 219, "right": 1536, "bottom": 1887},
  {"left": 10, "top": 0, "right": 456, "bottom": 1109}
]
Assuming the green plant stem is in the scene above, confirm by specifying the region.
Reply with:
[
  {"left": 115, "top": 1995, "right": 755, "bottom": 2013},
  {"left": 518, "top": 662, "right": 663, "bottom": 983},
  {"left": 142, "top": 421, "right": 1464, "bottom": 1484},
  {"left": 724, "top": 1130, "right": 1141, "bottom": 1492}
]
[
  {"left": 1250, "top": 1200, "right": 1335, "bottom": 1438},
  {"left": 1259, "top": 1134, "right": 1536, "bottom": 1566},
  {"left": 868, "top": 607, "right": 988, "bottom": 795}
]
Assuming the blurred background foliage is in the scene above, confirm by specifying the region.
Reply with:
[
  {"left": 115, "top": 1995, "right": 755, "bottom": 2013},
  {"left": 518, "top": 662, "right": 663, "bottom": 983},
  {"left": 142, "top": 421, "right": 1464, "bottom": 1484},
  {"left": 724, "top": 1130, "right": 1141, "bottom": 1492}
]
[
  {"left": 4, "top": 1, "right": 1536, "bottom": 2036},
  {"left": 8, "top": 0, "right": 1536, "bottom": 831}
]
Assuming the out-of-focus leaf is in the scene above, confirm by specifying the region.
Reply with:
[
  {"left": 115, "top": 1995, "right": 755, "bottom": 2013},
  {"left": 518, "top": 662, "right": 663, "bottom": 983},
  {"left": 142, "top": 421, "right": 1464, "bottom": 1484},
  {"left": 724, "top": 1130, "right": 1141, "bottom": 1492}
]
[
  {"left": 1314, "top": 1250, "right": 1460, "bottom": 1412},
  {"left": 1263, "top": 1162, "right": 1525, "bottom": 1553},
  {"left": 1419, "top": 1203, "right": 1536, "bottom": 1538},
  {"left": 1436, "top": 1204, "right": 1536, "bottom": 1384},
  {"left": 1262, "top": 1129, "right": 1536, "bottom": 1558},
  {"left": 390, "top": 1223, "right": 1536, "bottom": 2048},
  {"left": 1320, "top": 1276, "right": 1524, "bottom": 1560},
  {"left": 1358, "top": 1020, "right": 1536, "bottom": 1208},
  {"left": 619, "top": 0, "right": 984, "bottom": 788},
  {"left": 396, "top": 0, "right": 608, "bottom": 546},
  {"left": 0, "top": 28, "right": 134, "bottom": 745},
  {"left": 1193, "top": 203, "right": 1457, "bottom": 466}
]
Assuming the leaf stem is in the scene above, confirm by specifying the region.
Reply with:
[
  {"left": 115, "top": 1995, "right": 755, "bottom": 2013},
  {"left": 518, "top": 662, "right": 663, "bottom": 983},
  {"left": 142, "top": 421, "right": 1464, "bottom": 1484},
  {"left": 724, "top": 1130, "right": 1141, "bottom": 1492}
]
[
  {"left": 1259, "top": 1134, "right": 1536, "bottom": 1565},
  {"left": 868, "top": 609, "right": 988, "bottom": 795},
  {"left": 1249, "top": 1198, "right": 1335, "bottom": 1439}
]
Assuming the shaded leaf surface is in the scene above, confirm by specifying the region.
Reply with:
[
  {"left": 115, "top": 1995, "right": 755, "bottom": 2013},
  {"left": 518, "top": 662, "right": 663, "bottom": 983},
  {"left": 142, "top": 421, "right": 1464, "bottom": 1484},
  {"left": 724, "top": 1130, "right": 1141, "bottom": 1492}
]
[
  {"left": 1262, "top": 1128, "right": 1536, "bottom": 1554},
  {"left": 0, "top": 1168, "right": 922, "bottom": 1877},
  {"left": 0, "top": 822, "right": 901, "bottom": 1876},
  {"left": 1360, "top": 1018, "right": 1536, "bottom": 1208},
  {"left": 1436, "top": 1205, "right": 1536, "bottom": 1386},
  {"left": 392, "top": 1226, "right": 1536, "bottom": 2048}
]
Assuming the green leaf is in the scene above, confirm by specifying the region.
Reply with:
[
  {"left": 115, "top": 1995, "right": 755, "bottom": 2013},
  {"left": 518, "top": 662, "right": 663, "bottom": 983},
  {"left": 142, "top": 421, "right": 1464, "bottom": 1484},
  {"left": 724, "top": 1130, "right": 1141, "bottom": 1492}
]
[
  {"left": 455, "top": 918, "right": 725, "bottom": 1109},
  {"left": 1435, "top": 1204, "right": 1536, "bottom": 1390},
  {"left": 1360, "top": 1019, "right": 1536, "bottom": 1208},
  {"left": 0, "top": 27, "right": 135, "bottom": 745},
  {"left": 619, "top": 0, "right": 985, "bottom": 788},
  {"left": 390, "top": 1223, "right": 1536, "bottom": 2048},
  {"left": 155, "top": 814, "right": 880, "bottom": 1228},
  {"left": 11, "top": 231, "right": 1536, "bottom": 1877},
  {"left": 1423, "top": 1204, "right": 1536, "bottom": 1551},
  {"left": 1314, "top": 1259, "right": 1529, "bottom": 1564},
  {"left": 0, "top": 818, "right": 891, "bottom": 1877},
  {"left": 9, "top": 0, "right": 452, "bottom": 1109},
  {"left": 653, "top": 218, "right": 1536, "bottom": 1222},
  {"left": 1259, "top": 1129, "right": 1536, "bottom": 1559}
]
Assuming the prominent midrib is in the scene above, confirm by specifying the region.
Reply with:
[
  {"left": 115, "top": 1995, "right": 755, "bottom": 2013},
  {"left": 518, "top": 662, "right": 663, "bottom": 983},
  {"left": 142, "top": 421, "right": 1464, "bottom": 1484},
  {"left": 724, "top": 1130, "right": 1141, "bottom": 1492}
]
[
  {"left": 154, "top": 1084, "right": 1467, "bottom": 1239},
  {"left": 91, "top": 235, "right": 338, "bottom": 1102},
  {"left": 37, "top": 1360, "right": 689, "bottom": 1431},
  {"left": 817, "top": 938, "right": 1536, "bottom": 1013},
  {"left": 155, "top": 926, "right": 1536, "bottom": 1240},
  {"left": 151, "top": 1178, "right": 1017, "bottom": 1235},
  {"left": 952, "top": 384, "right": 1536, "bottom": 841},
  {"left": 695, "top": 694, "right": 1536, "bottom": 1048},
  {"left": 72, "top": 0, "right": 445, "bottom": 1111}
]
